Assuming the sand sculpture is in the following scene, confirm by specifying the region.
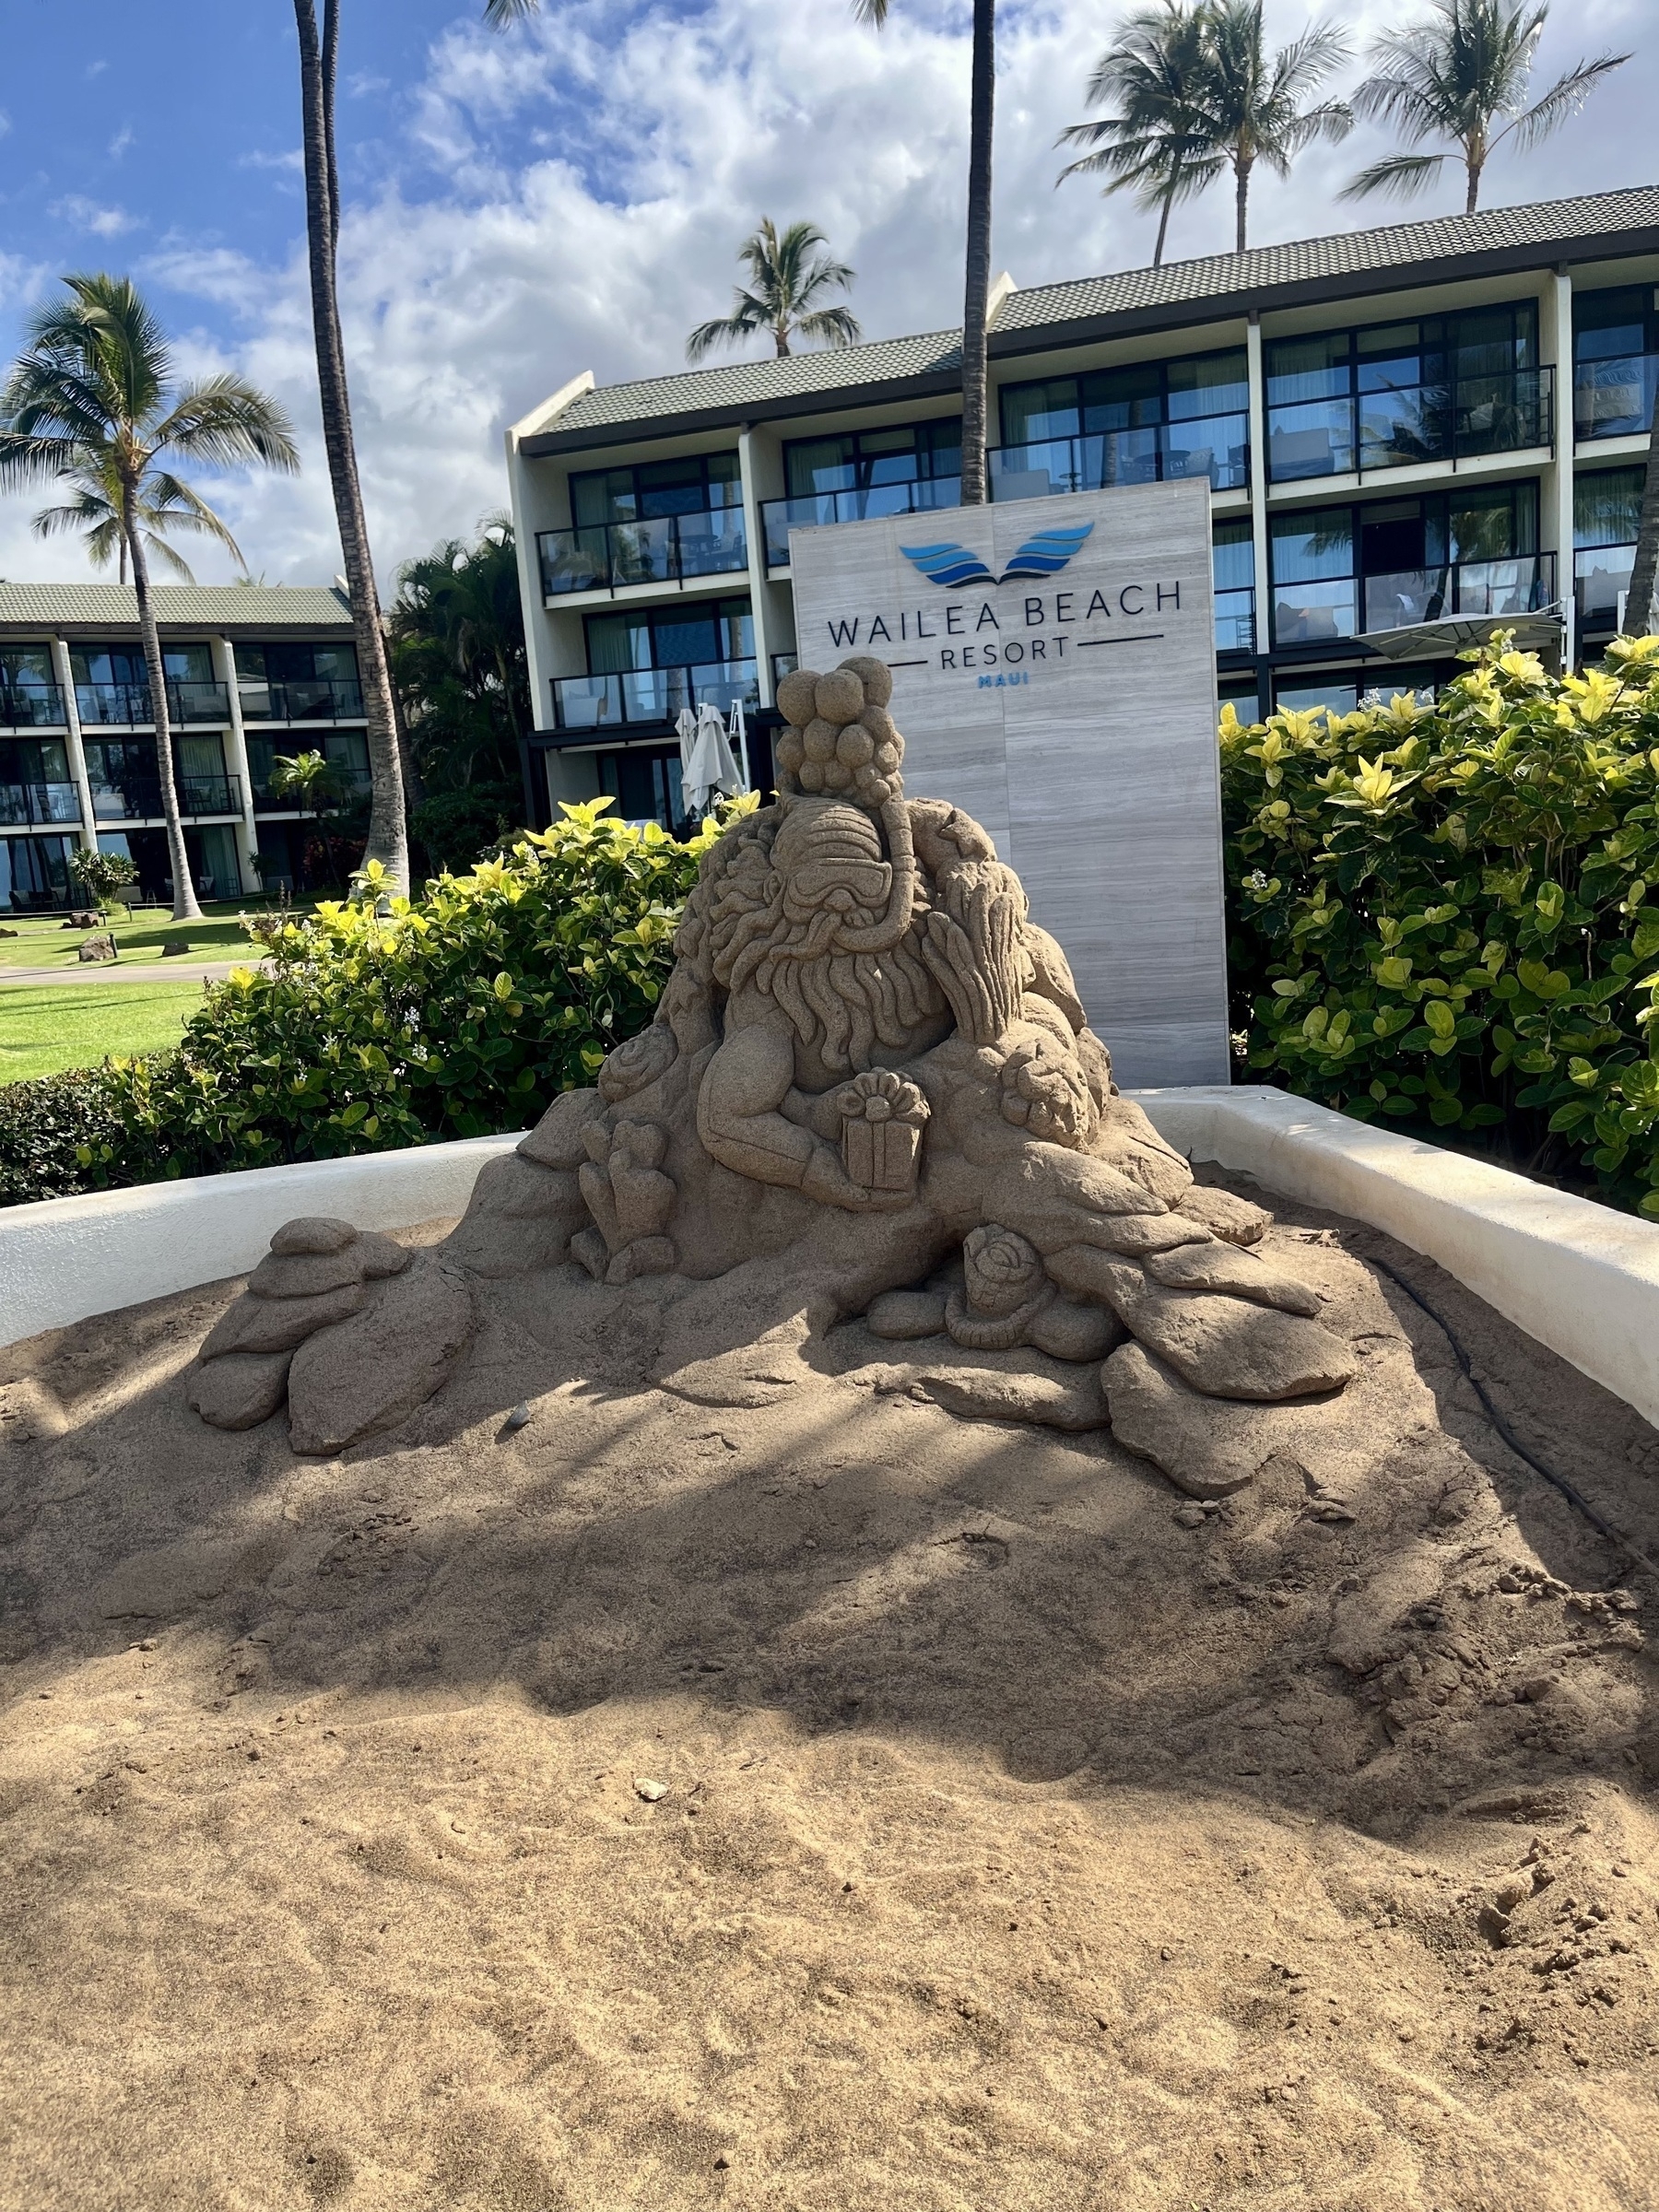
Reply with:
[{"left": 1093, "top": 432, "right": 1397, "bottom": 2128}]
[{"left": 189, "top": 656, "right": 1355, "bottom": 1480}]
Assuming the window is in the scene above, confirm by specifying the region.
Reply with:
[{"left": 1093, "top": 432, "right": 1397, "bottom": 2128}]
[
  {"left": 783, "top": 420, "right": 960, "bottom": 500},
  {"left": 1, "top": 648, "right": 53, "bottom": 688},
  {"left": 996, "top": 350, "right": 1249, "bottom": 493},
  {"left": 1266, "top": 303, "right": 1542, "bottom": 480},
  {"left": 0, "top": 834, "right": 72, "bottom": 911},
  {"left": 1270, "top": 482, "right": 1542, "bottom": 645},
  {"left": 235, "top": 639, "right": 363, "bottom": 719},
  {"left": 571, "top": 453, "right": 742, "bottom": 529},
  {"left": 72, "top": 641, "right": 213, "bottom": 686},
  {"left": 584, "top": 595, "right": 753, "bottom": 675},
  {"left": 1212, "top": 519, "right": 1255, "bottom": 654},
  {"left": 595, "top": 746, "right": 686, "bottom": 832},
  {"left": 1573, "top": 287, "right": 1659, "bottom": 441},
  {"left": 1574, "top": 465, "right": 1644, "bottom": 627},
  {"left": 234, "top": 641, "right": 359, "bottom": 684}
]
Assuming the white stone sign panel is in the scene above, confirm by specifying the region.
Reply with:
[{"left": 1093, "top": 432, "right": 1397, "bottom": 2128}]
[{"left": 786, "top": 478, "right": 1230, "bottom": 1088}]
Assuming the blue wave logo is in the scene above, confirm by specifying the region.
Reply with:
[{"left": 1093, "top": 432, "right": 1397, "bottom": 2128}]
[{"left": 899, "top": 521, "right": 1094, "bottom": 589}]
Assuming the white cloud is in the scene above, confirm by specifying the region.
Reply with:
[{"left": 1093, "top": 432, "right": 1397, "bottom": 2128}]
[
  {"left": 0, "top": 111, "right": 12, "bottom": 143},
  {"left": 108, "top": 124, "right": 135, "bottom": 160},
  {"left": 51, "top": 194, "right": 137, "bottom": 239},
  {"left": 238, "top": 147, "right": 306, "bottom": 175},
  {"left": 0, "top": 0, "right": 1648, "bottom": 594}
]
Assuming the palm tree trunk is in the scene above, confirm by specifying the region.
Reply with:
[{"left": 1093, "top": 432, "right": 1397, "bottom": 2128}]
[
  {"left": 295, "top": 0, "right": 409, "bottom": 895},
  {"left": 1152, "top": 186, "right": 1174, "bottom": 270},
  {"left": 1465, "top": 153, "right": 1481, "bottom": 214},
  {"left": 1234, "top": 154, "right": 1251, "bottom": 254},
  {"left": 1623, "top": 418, "right": 1659, "bottom": 638},
  {"left": 122, "top": 487, "right": 203, "bottom": 924},
  {"left": 959, "top": 0, "right": 995, "bottom": 507}
]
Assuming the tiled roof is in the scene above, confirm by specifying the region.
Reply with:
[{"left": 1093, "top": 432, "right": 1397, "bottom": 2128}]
[
  {"left": 996, "top": 185, "right": 1659, "bottom": 335},
  {"left": 526, "top": 185, "right": 1659, "bottom": 450},
  {"left": 0, "top": 582, "right": 353, "bottom": 629}
]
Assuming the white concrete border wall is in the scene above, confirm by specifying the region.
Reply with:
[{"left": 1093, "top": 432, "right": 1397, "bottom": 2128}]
[
  {"left": 4, "top": 1091, "right": 1659, "bottom": 1436},
  {"left": 1132, "top": 1086, "right": 1659, "bottom": 1430},
  {"left": 0, "top": 1134, "right": 518, "bottom": 1350}
]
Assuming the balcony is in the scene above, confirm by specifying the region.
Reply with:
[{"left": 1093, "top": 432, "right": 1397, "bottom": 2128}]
[
  {"left": 1273, "top": 553, "right": 1556, "bottom": 647},
  {"left": 253, "top": 765, "right": 373, "bottom": 809},
  {"left": 0, "top": 684, "right": 66, "bottom": 729},
  {"left": 762, "top": 480, "right": 961, "bottom": 569},
  {"left": 1215, "top": 589, "right": 1256, "bottom": 655},
  {"left": 238, "top": 677, "right": 366, "bottom": 722},
  {"left": 1575, "top": 546, "right": 1634, "bottom": 629},
  {"left": 989, "top": 412, "right": 1249, "bottom": 501},
  {"left": 552, "top": 658, "right": 759, "bottom": 733},
  {"left": 88, "top": 773, "right": 243, "bottom": 821},
  {"left": 1268, "top": 367, "right": 1555, "bottom": 482},
  {"left": 1575, "top": 355, "right": 1659, "bottom": 442},
  {"left": 75, "top": 679, "right": 232, "bottom": 726},
  {"left": 0, "top": 781, "right": 82, "bottom": 828},
  {"left": 537, "top": 509, "right": 748, "bottom": 598}
]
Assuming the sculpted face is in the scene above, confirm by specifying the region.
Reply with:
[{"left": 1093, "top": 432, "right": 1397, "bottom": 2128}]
[{"left": 771, "top": 802, "right": 892, "bottom": 935}]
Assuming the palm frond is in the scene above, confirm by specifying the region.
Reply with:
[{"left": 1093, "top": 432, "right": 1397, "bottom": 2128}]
[
  {"left": 1339, "top": 149, "right": 1448, "bottom": 201},
  {"left": 153, "top": 375, "right": 300, "bottom": 472},
  {"left": 794, "top": 305, "right": 863, "bottom": 349},
  {"left": 851, "top": 0, "right": 888, "bottom": 23},
  {"left": 1501, "top": 51, "right": 1630, "bottom": 152},
  {"left": 482, "top": 0, "right": 539, "bottom": 18}
]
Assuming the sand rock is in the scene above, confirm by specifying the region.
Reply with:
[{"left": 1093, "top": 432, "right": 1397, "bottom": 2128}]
[
  {"left": 200, "top": 1281, "right": 367, "bottom": 1359},
  {"left": 517, "top": 1087, "right": 606, "bottom": 1170},
  {"left": 358, "top": 1231, "right": 412, "bottom": 1279},
  {"left": 1144, "top": 1241, "right": 1323, "bottom": 1315},
  {"left": 443, "top": 1150, "right": 589, "bottom": 1277},
  {"left": 187, "top": 1351, "right": 293, "bottom": 1431},
  {"left": 287, "top": 1261, "right": 476, "bottom": 1453},
  {"left": 270, "top": 1217, "right": 358, "bottom": 1256},
  {"left": 1050, "top": 1254, "right": 1354, "bottom": 1401},
  {"left": 866, "top": 1289, "right": 948, "bottom": 1340},
  {"left": 1027, "top": 1298, "right": 1122, "bottom": 1363},
  {"left": 1172, "top": 1186, "right": 1269, "bottom": 1245},
  {"left": 913, "top": 1364, "right": 1108, "bottom": 1431},
  {"left": 249, "top": 1246, "right": 366, "bottom": 1300},
  {"left": 1103, "top": 1343, "right": 1277, "bottom": 1495}
]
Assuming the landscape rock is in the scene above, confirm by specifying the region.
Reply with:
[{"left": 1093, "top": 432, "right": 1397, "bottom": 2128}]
[
  {"left": 1103, "top": 1342, "right": 1278, "bottom": 1495},
  {"left": 249, "top": 1247, "right": 366, "bottom": 1300},
  {"left": 187, "top": 1351, "right": 293, "bottom": 1431},
  {"left": 200, "top": 1280, "right": 368, "bottom": 1359},
  {"left": 77, "top": 935, "right": 117, "bottom": 963},
  {"left": 1144, "top": 1241, "right": 1324, "bottom": 1315},
  {"left": 270, "top": 1217, "right": 359, "bottom": 1257},
  {"left": 287, "top": 1260, "right": 476, "bottom": 1453}
]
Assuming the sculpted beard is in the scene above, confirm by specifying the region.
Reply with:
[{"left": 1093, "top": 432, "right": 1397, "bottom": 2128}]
[{"left": 721, "top": 898, "right": 943, "bottom": 1074}]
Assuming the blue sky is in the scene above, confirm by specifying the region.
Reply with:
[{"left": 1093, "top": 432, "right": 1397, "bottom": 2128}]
[{"left": 0, "top": 0, "right": 1650, "bottom": 589}]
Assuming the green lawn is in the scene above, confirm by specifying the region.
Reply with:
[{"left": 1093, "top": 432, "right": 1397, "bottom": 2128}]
[
  {"left": 0, "top": 900, "right": 314, "bottom": 972},
  {"left": 0, "top": 979, "right": 211, "bottom": 1082}
]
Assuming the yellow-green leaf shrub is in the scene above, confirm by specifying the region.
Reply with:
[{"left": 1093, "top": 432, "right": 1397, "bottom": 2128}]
[{"left": 1223, "top": 637, "right": 1659, "bottom": 1216}]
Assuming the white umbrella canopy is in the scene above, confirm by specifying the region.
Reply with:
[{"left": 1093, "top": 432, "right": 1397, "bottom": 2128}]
[{"left": 682, "top": 700, "right": 745, "bottom": 819}]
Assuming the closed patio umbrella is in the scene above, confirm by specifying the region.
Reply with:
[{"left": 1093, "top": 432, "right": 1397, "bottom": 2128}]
[{"left": 683, "top": 700, "right": 744, "bottom": 819}]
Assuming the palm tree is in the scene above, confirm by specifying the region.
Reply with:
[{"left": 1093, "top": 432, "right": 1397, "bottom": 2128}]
[
  {"left": 0, "top": 274, "right": 297, "bottom": 924},
  {"left": 1340, "top": 0, "right": 1629, "bottom": 218},
  {"left": 31, "top": 451, "right": 245, "bottom": 583},
  {"left": 269, "top": 747, "right": 348, "bottom": 886},
  {"left": 293, "top": 0, "right": 409, "bottom": 894},
  {"left": 687, "top": 219, "right": 861, "bottom": 362},
  {"left": 1056, "top": 2, "right": 1219, "bottom": 270},
  {"left": 1184, "top": 1, "right": 1351, "bottom": 255}
]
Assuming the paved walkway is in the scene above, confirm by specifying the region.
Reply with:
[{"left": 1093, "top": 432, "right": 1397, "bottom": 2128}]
[{"left": 0, "top": 957, "right": 270, "bottom": 989}]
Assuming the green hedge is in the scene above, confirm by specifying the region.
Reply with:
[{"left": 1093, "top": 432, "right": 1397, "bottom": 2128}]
[
  {"left": 1224, "top": 635, "right": 1659, "bottom": 1216},
  {"left": 0, "top": 801, "right": 728, "bottom": 1206}
]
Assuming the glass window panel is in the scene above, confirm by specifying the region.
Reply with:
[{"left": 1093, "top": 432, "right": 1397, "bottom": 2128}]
[
  {"left": 1359, "top": 503, "right": 1426, "bottom": 575},
  {"left": 636, "top": 457, "right": 711, "bottom": 517},
  {"left": 2, "top": 647, "right": 53, "bottom": 685},
  {"left": 1271, "top": 510, "right": 1353, "bottom": 583},
  {"left": 1266, "top": 333, "right": 1351, "bottom": 405},
  {"left": 324, "top": 730, "right": 371, "bottom": 777},
  {"left": 705, "top": 452, "right": 743, "bottom": 506},
  {"left": 919, "top": 418, "right": 962, "bottom": 477},
  {"left": 585, "top": 612, "right": 649, "bottom": 674},
  {"left": 571, "top": 468, "right": 636, "bottom": 528},
  {"left": 651, "top": 613, "right": 720, "bottom": 668},
  {"left": 310, "top": 643, "right": 359, "bottom": 683},
  {"left": 162, "top": 643, "right": 214, "bottom": 683},
  {"left": 1001, "top": 380, "right": 1081, "bottom": 446},
  {"left": 1268, "top": 399, "right": 1354, "bottom": 478},
  {"left": 1575, "top": 467, "right": 1644, "bottom": 548},
  {"left": 1447, "top": 481, "right": 1534, "bottom": 563},
  {"left": 1079, "top": 363, "right": 1161, "bottom": 432},
  {"left": 1166, "top": 349, "right": 1248, "bottom": 417},
  {"left": 1356, "top": 324, "right": 1421, "bottom": 392},
  {"left": 233, "top": 642, "right": 266, "bottom": 679},
  {"left": 716, "top": 597, "right": 755, "bottom": 661},
  {"left": 1276, "top": 679, "right": 1359, "bottom": 715},
  {"left": 785, "top": 437, "right": 857, "bottom": 497},
  {"left": 1211, "top": 520, "right": 1254, "bottom": 593},
  {"left": 1575, "top": 288, "right": 1653, "bottom": 356}
]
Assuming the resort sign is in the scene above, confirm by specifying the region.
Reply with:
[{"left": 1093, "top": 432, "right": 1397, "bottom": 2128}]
[{"left": 787, "top": 479, "right": 1230, "bottom": 1088}]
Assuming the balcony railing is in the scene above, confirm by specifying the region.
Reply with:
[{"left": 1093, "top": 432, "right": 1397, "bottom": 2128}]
[
  {"left": 75, "top": 679, "right": 232, "bottom": 726},
  {"left": 1268, "top": 366, "right": 1555, "bottom": 483},
  {"left": 537, "top": 508, "right": 748, "bottom": 597},
  {"left": 552, "top": 658, "right": 759, "bottom": 732},
  {"left": 0, "top": 684, "right": 66, "bottom": 729},
  {"left": 1215, "top": 589, "right": 1256, "bottom": 654},
  {"left": 1575, "top": 546, "right": 1634, "bottom": 629},
  {"left": 1574, "top": 355, "right": 1659, "bottom": 441},
  {"left": 238, "top": 677, "right": 366, "bottom": 722},
  {"left": 1273, "top": 552, "right": 1556, "bottom": 646},
  {"left": 0, "top": 781, "right": 82, "bottom": 828},
  {"left": 762, "top": 480, "right": 961, "bottom": 569},
  {"left": 252, "top": 765, "right": 373, "bottom": 809},
  {"left": 88, "top": 773, "right": 243, "bottom": 821},
  {"left": 990, "top": 412, "right": 1250, "bottom": 501}
]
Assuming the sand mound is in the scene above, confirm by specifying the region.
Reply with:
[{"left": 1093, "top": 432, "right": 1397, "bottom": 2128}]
[{"left": 3, "top": 1176, "right": 1658, "bottom": 2210}]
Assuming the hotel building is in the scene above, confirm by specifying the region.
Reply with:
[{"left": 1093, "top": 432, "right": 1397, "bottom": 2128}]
[
  {"left": 504, "top": 185, "right": 1659, "bottom": 830},
  {"left": 0, "top": 583, "right": 369, "bottom": 912}
]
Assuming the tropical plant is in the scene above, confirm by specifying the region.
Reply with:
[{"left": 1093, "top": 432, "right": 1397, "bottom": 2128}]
[
  {"left": 1180, "top": 0, "right": 1351, "bottom": 254},
  {"left": 686, "top": 218, "right": 861, "bottom": 362},
  {"left": 0, "top": 801, "right": 741, "bottom": 1206},
  {"left": 0, "top": 273, "right": 298, "bottom": 924},
  {"left": 31, "top": 451, "right": 244, "bottom": 584},
  {"left": 268, "top": 748, "right": 347, "bottom": 819},
  {"left": 1056, "top": 0, "right": 1218, "bottom": 269},
  {"left": 1340, "top": 0, "right": 1628, "bottom": 217},
  {"left": 388, "top": 517, "right": 529, "bottom": 795},
  {"left": 66, "top": 844, "right": 137, "bottom": 915},
  {"left": 292, "top": 0, "right": 409, "bottom": 894},
  {"left": 1223, "top": 636, "right": 1659, "bottom": 1216}
]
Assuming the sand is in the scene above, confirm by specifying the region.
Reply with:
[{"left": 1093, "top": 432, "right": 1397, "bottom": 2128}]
[{"left": 3, "top": 1172, "right": 1658, "bottom": 2212}]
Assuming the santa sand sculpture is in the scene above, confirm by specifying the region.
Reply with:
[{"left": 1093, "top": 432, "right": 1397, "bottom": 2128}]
[{"left": 189, "top": 656, "right": 1355, "bottom": 1480}]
